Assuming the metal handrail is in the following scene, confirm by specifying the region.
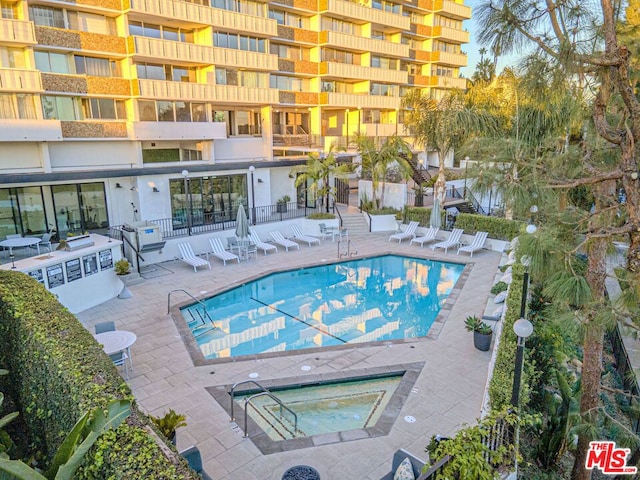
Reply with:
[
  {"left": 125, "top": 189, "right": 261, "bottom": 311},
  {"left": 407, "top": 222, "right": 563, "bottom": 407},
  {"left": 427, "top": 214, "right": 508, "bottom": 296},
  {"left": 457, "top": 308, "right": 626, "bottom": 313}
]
[
  {"left": 243, "top": 391, "right": 298, "bottom": 438},
  {"left": 338, "top": 239, "right": 358, "bottom": 258},
  {"left": 166, "top": 289, "right": 214, "bottom": 327},
  {"left": 230, "top": 380, "right": 267, "bottom": 422}
]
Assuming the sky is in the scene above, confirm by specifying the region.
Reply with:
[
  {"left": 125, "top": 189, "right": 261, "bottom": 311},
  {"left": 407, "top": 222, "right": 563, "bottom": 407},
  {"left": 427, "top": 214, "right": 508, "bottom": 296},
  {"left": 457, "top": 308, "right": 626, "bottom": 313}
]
[{"left": 459, "top": 0, "right": 523, "bottom": 78}]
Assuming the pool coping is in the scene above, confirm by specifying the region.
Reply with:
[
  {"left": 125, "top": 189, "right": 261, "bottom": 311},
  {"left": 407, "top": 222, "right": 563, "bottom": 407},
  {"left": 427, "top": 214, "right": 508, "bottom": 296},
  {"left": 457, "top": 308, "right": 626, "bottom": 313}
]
[
  {"left": 205, "top": 362, "right": 425, "bottom": 454},
  {"left": 170, "top": 252, "right": 474, "bottom": 367}
]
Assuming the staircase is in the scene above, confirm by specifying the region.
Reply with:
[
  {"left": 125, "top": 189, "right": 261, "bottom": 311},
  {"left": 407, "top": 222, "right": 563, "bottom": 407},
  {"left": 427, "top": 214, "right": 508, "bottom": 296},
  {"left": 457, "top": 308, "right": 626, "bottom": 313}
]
[
  {"left": 405, "top": 154, "right": 431, "bottom": 186},
  {"left": 444, "top": 199, "right": 478, "bottom": 215},
  {"left": 339, "top": 211, "right": 370, "bottom": 236}
]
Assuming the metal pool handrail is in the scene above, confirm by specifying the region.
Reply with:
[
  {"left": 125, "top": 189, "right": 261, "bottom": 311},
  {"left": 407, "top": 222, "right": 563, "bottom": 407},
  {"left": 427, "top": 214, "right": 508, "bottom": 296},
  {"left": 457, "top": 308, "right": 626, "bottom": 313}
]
[
  {"left": 243, "top": 392, "right": 298, "bottom": 438},
  {"left": 229, "top": 380, "right": 270, "bottom": 422},
  {"left": 167, "top": 289, "right": 214, "bottom": 327}
]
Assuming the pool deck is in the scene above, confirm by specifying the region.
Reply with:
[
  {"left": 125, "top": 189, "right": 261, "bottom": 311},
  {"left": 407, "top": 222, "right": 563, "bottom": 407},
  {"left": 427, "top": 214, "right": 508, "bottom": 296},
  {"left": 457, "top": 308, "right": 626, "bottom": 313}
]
[{"left": 77, "top": 231, "right": 503, "bottom": 480}]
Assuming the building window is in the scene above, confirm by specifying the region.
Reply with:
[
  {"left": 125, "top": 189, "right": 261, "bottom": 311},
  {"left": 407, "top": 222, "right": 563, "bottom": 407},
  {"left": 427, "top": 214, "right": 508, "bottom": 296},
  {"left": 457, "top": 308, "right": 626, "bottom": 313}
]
[
  {"left": 371, "top": 0, "right": 400, "bottom": 14},
  {"left": 51, "top": 183, "right": 109, "bottom": 237},
  {"left": 321, "top": 48, "right": 356, "bottom": 65},
  {"left": 0, "top": 187, "right": 48, "bottom": 238},
  {"left": 371, "top": 56, "right": 398, "bottom": 69},
  {"left": 268, "top": 8, "right": 306, "bottom": 28},
  {"left": 136, "top": 63, "right": 196, "bottom": 82},
  {"left": 138, "top": 100, "right": 156, "bottom": 121},
  {"left": 0, "top": 94, "right": 37, "bottom": 119},
  {"left": 434, "top": 15, "right": 461, "bottom": 29},
  {"left": 34, "top": 51, "right": 72, "bottom": 74},
  {"left": 270, "top": 74, "right": 303, "bottom": 91},
  {"left": 29, "top": 6, "right": 116, "bottom": 34},
  {"left": 235, "top": 110, "right": 261, "bottom": 135},
  {"left": 41, "top": 96, "right": 80, "bottom": 120},
  {"left": 129, "top": 21, "right": 194, "bottom": 43},
  {"left": 321, "top": 81, "right": 353, "bottom": 94},
  {"left": 370, "top": 83, "right": 397, "bottom": 96},
  {"left": 81, "top": 98, "right": 126, "bottom": 120},
  {"left": 75, "top": 56, "right": 121, "bottom": 77},
  {"left": 170, "top": 174, "right": 248, "bottom": 228},
  {"left": 213, "top": 0, "right": 266, "bottom": 17},
  {"left": 270, "top": 43, "right": 309, "bottom": 61},
  {"left": 213, "top": 32, "right": 266, "bottom": 53},
  {"left": 215, "top": 68, "right": 268, "bottom": 88},
  {"left": 29, "top": 5, "right": 65, "bottom": 28},
  {"left": 1, "top": 2, "right": 16, "bottom": 19},
  {"left": 0, "top": 46, "right": 26, "bottom": 69},
  {"left": 321, "top": 18, "right": 359, "bottom": 35}
]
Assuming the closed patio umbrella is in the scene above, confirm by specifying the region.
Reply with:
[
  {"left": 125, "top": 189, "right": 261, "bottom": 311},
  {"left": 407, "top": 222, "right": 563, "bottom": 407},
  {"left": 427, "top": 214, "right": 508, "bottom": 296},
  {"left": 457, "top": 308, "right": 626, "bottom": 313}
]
[
  {"left": 235, "top": 204, "right": 249, "bottom": 240},
  {"left": 430, "top": 197, "right": 441, "bottom": 229}
]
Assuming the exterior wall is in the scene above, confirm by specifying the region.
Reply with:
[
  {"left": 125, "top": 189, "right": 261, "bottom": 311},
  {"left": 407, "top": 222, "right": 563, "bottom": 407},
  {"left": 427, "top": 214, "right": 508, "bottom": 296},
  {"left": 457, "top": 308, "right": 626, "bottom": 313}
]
[
  {"left": 0, "top": 143, "right": 43, "bottom": 171},
  {"left": 214, "top": 137, "right": 267, "bottom": 163},
  {"left": 48, "top": 142, "right": 139, "bottom": 170}
]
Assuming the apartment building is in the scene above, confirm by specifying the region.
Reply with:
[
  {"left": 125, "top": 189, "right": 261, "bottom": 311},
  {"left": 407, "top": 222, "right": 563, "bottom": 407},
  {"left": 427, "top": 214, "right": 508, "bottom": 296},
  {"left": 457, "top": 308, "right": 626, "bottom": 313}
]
[{"left": 0, "top": 0, "right": 470, "bottom": 239}]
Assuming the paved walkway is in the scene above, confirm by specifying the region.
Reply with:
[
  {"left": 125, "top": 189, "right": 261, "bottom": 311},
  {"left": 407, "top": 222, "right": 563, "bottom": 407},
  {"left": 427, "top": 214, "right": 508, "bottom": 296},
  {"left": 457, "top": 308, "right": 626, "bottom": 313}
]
[{"left": 77, "top": 231, "right": 502, "bottom": 480}]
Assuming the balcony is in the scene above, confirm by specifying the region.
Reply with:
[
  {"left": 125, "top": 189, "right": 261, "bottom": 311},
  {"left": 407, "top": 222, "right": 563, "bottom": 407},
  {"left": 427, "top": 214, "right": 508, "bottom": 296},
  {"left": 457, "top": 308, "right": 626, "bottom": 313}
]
[
  {"left": 136, "top": 79, "right": 279, "bottom": 105},
  {"left": 410, "top": 23, "right": 431, "bottom": 37},
  {"left": 0, "top": 119, "right": 62, "bottom": 142},
  {"left": 320, "top": 0, "right": 409, "bottom": 30},
  {"left": 431, "top": 26, "right": 470, "bottom": 44},
  {"left": 320, "top": 62, "right": 407, "bottom": 84},
  {"left": 61, "top": 121, "right": 128, "bottom": 138},
  {"left": 420, "top": 0, "right": 471, "bottom": 20},
  {"left": 429, "top": 50, "right": 467, "bottom": 67},
  {"left": 0, "top": 68, "right": 42, "bottom": 92},
  {"left": 278, "top": 59, "right": 318, "bottom": 75},
  {"left": 132, "top": 121, "right": 227, "bottom": 140},
  {"left": 319, "top": 92, "right": 400, "bottom": 109},
  {"left": 277, "top": 25, "right": 318, "bottom": 45},
  {"left": 319, "top": 31, "right": 408, "bottom": 58},
  {"left": 0, "top": 19, "right": 36, "bottom": 46},
  {"left": 130, "top": 36, "right": 278, "bottom": 70},
  {"left": 128, "top": 0, "right": 277, "bottom": 36},
  {"left": 35, "top": 27, "right": 127, "bottom": 56},
  {"left": 430, "top": 75, "right": 466, "bottom": 89},
  {"left": 408, "top": 49, "right": 431, "bottom": 63}
]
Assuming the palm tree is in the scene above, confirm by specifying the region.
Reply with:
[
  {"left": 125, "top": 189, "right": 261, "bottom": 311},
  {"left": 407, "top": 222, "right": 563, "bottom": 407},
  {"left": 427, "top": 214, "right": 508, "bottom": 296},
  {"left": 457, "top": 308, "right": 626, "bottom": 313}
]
[
  {"left": 290, "top": 147, "right": 352, "bottom": 213},
  {"left": 402, "top": 89, "right": 496, "bottom": 202},
  {"left": 353, "top": 134, "right": 413, "bottom": 209}
]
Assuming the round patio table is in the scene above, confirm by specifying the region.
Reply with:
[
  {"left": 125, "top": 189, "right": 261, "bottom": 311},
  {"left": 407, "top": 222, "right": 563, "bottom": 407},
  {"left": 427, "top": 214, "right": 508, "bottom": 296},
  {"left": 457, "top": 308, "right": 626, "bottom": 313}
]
[
  {"left": 281, "top": 465, "right": 320, "bottom": 480},
  {"left": 0, "top": 237, "right": 41, "bottom": 255}
]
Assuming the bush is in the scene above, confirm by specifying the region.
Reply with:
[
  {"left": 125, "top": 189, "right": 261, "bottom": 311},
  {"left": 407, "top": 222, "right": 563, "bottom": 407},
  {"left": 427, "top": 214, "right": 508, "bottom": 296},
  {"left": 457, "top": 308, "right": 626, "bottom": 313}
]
[
  {"left": 307, "top": 212, "right": 336, "bottom": 220},
  {"left": 490, "top": 281, "right": 508, "bottom": 295},
  {"left": 369, "top": 207, "right": 400, "bottom": 215},
  {"left": 403, "top": 206, "right": 446, "bottom": 227},
  {"left": 0, "top": 271, "right": 199, "bottom": 479},
  {"left": 455, "top": 213, "right": 525, "bottom": 240}
]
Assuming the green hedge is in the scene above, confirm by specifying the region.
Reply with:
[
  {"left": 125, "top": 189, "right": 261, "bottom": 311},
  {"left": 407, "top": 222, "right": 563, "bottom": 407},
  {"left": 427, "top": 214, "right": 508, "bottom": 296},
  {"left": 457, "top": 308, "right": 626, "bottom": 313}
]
[
  {"left": 403, "top": 206, "right": 445, "bottom": 226},
  {"left": 455, "top": 213, "right": 525, "bottom": 240},
  {"left": 0, "top": 271, "right": 198, "bottom": 479},
  {"left": 488, "top": 263, "right": 534, "bottom": 410}
]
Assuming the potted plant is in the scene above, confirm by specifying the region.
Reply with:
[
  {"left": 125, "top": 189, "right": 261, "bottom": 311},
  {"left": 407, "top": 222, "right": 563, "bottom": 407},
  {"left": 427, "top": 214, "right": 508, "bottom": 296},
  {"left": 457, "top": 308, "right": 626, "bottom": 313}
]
[
  {"left": 464, "top": 315, "right": 493, "bottom": 351},
  {"left": 115, "top": 258, "right": 131, "bottom": 276},
  {"left": 276, "top": 195, "right": 290, "bottom": 213},
  {"left": 150, "top": 409, "right": 187, "bottom": 445}
]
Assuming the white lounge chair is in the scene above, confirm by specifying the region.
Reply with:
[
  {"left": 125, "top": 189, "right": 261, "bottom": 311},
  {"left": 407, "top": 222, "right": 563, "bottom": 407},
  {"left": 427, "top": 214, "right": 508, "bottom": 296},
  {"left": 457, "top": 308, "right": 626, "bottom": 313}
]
[
  {"left": 389, "top": 221, "right": 419, "bottom": 243},
  {"left": 249, "top": 231, "right": 278, "bottom": 255},
  {"left": 177, "top": 242, "right": 211, "bottom": 272},
  {"left": 410, "top": 227, "right": 440, "bottom": 247},
  {"left": 458, "top": 231, "right": 488, "bottom": 257},
  {"left": 291, "top": 224, "right": 320, "bottom": 247},
  {"left": 270, "top": 231, "right": 299, "bottom": 251},
  {"left": 208, "top": 237, "right": 240, "bottom": 265},
  {"left": 431, "top": 228, "right": 464, "bottom": 253}
]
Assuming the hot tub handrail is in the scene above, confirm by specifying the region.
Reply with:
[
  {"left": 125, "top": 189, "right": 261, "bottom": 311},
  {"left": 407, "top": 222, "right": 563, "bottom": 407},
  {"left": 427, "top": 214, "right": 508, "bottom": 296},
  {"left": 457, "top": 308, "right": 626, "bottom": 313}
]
[
  {"left": 230, "top": 380, "right": 270, "bottom": 422},
  {"left": 167, "top": 289, "right": 214, "bottom": 327},
  {"left": 243, "top": 391, "right": 298, "bottom": 438}
]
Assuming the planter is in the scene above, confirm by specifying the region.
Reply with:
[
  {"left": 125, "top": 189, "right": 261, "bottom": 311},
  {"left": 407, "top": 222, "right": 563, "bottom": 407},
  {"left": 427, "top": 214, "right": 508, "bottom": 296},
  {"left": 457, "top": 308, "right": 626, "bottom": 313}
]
[
  {"left": 473, "top": 331, "right": 493, "bottom": 351},
  {"left": 414, "top": 194, "right": 424, "bottom": 207},
  {"left": 302, "top": 218, "right": 339, "bottom": 236},
  {"left": 277, "top": 203, "right": 287, "bottom": 213}
]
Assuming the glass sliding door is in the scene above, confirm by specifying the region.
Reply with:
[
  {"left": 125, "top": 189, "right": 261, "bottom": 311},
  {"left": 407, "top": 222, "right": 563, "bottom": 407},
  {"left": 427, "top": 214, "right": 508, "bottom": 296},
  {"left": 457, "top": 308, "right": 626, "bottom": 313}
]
[
  {"left": 0, "top": 187, "right": 47, "bottom": 238},
  {"left": 51, "top": 183, "right": 108, "bottom": 238}
]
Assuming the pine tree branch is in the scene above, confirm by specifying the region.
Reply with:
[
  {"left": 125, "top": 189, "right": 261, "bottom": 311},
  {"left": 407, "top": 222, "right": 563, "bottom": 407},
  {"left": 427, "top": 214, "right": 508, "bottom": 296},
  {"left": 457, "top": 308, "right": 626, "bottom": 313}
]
[
  {"left": 601, "top": 384, "right": 638, "bottom": 399},
  {"left": 547, "top": 170, "right": 624, "bottom": 188}
]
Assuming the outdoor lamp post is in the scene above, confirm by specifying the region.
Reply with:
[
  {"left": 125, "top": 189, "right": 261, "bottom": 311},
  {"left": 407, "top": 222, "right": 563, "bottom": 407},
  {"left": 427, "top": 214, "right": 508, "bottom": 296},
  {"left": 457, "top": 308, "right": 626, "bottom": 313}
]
[
  {"left": 249, "top": 166, "right": 256, "bottom": 225},
  {"left": 511, "top": 318, "right": 534, "bottom": 408},
  {"left": 181, "top": 169, "right": 191, "bottom": 235},
  {"left": 526, "top": 205, "right": 538, "bottom": 234}
]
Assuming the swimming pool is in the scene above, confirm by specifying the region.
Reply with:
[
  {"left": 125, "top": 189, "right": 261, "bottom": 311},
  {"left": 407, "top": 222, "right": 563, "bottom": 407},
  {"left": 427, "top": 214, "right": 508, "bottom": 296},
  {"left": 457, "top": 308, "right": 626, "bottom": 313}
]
[{"left": 181, "top": 255, "right": 464, "bottom": 360}]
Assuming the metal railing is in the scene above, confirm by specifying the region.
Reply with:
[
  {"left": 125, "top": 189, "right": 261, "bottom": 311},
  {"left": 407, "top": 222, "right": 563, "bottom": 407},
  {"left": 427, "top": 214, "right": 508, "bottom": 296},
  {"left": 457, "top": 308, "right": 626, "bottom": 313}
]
[
  {"left": 338, "top": 238, "right": 357, "bottom": 258},
  {"left": 167, "top": 289, "right": 214, "bottom": 327},
  {"left": 229, "top": 380, "right": 298, "bottom": 438},
  {"left": 417, "top": 455, "right": 451, "bottom": 480}
]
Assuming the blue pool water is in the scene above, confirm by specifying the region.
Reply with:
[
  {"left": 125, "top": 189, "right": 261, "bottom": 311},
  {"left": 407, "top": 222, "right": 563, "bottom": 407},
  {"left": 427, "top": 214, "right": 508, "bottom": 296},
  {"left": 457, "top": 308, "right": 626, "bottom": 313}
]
[{"left": 181, "top": 255, "right": 464, "bottom": 359}]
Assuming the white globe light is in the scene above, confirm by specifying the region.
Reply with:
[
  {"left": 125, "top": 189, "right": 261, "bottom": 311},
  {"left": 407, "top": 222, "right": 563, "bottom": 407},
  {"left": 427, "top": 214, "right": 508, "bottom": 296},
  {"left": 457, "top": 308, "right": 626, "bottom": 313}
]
[
  {"left": 530, "top": 205, "right": 538, "bottom": 213},
  {"left": 526, "top": 224, "right": 537, "bottom": 234},
  {"left": 181, "top": 169, "right": 189, "bottom": 177},
  {"left": 513, "top": 318, "right": 534, "bottom": 338},
  {"left": 249, "top": 165, "right": 255, "bottom": 172}
]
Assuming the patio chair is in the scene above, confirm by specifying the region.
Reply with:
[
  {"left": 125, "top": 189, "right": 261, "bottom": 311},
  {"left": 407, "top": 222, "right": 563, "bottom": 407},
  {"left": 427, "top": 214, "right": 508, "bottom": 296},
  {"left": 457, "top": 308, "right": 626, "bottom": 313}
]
[
  {"left": 458, "top": 231, "right": 488, "bottom": 257},
  {"left": 208, "top": 237, "right": 240, "bottom": 265},
  {"left": 94, "top": 321, "right": 130, "bottom": 378},
  {"left": 388, "top": 221, "right": 419, "bottom": 243},
  {"left": 318, "top": 223, "right": 333, "bottom": 241},
  {"left": 410, "top": 227, "right": 439, "bottom": 247},
  {"left": 380, "top": 448, "right": 426, "bottom": 480},
  {"left": 95, "top": 321, "right": 115, "bottom": 334},
  {"left": 177, "top": 242, "right": 211, "bottom": 273},
  {"left": 431, "top": 228, "right": 464, "bottom": 254},
  {"left": 37, "top": 233, "right": 53, "bottom": 253},
  {"left": 290, "top": 224, "right": 320, "bottom": 247},
  {"left": 270, "top": 231, "right": 299, "bottom": 251},
  {"left": 249, "top": 231, "right": 278, "bottom": 255},
  {"left": 179, "top": 446, "right": 213, "bottom": 480}
]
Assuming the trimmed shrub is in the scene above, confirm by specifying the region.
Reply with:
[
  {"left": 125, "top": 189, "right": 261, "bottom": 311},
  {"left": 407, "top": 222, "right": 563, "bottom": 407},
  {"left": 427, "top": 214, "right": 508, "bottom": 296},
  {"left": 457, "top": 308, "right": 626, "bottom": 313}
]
[
  {"left": 0, "top": 271, "right": 198, "bottom": 479},
  {"left": 403, "top": 206, "right": 445, "bottom": 227},
  {"left": 455, "top": 213, "right": 525, "bottom": 240},
  {"left": 307, "top": 212, "right": 335, "bottom": 220},
  {"left": 488, "top": 263, "right": 535, "bottom": 410},
  {"left": 369, "top": 207, "right": 401, "bottom": 215},
  {"left": 490, "top": 282, "right": 508, "bottom": 295}
]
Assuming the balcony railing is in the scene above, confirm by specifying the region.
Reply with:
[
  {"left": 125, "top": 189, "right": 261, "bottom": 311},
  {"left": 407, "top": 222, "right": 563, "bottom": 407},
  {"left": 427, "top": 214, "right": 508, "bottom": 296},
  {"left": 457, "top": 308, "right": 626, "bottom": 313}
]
[
  {"left": 320, "top": 31, "right": 408, "bottom": 58},
  {"left": 0, "top": 68, "right": 42, "bottom": 92},
  {"left": 320, "top": 62, "right": 408, "bottom": 84},
  {"left": 0, "top": 19, "right": 36, "bottom": 45},
  {"left": 432, "top": 25, "right": 470, "bottom": 43},
  {"left": 321, "top": 0, "right": 409, "bottom": 30},
  {"left": 130, "top": 36, "right": 278, "bottom": 70},
  {"left": 319, "top": 91, "right": 401, "bottom": 109},
  {"left": 136, "top": 79, "right": 279, "bottom": 104}
]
